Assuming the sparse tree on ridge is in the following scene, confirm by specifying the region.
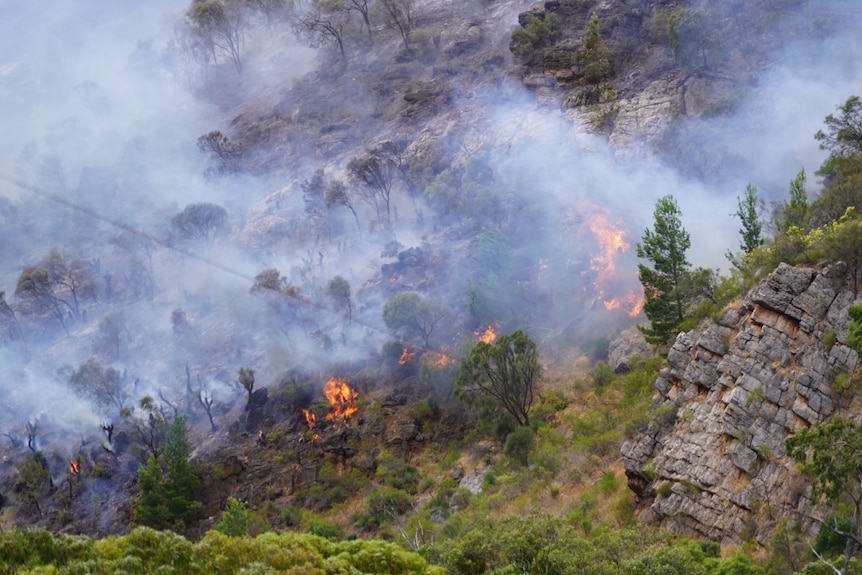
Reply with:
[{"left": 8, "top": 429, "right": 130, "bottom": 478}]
[
  {"left": 636, "top": 195, "right": 691, "bottom": 345},
  {"left": 816, "top": 95, "right": 862, "bottom": 158},
  {"left": 349, "top": 149, "right": 398, "bottom": 226},
  {"left": 732, "top": 184, "right": 764, "bottom": 255},
  {"left": 379, "top": 0, "right": 414, "bottom": 51},
  {"left": 296, "top": 6, "right": 348, "bottom": 66},
  {"left": 325, "top": 179, "right": 361, "bottom": 231},
  {"left": 326, "top": 275, "right": 353, "bottom": 322}
]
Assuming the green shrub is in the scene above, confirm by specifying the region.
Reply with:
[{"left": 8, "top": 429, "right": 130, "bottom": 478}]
[
  {"left": 510, "top": 13, "right": 562, "bottom": 59},
  {"left": 503, "top": 426, "right": 535, "bottom": 468},
  {"left": 303, "top": 516, "right": 345, "bottom": 541}
]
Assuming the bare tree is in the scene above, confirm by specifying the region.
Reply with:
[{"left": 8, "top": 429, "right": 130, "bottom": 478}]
[
  {"left": 197, "top": 130, "right": 243, "bottom": 177},
  {"left": 297, "top": 8, "right": 347, "bottom": 65},
  {"left": 324, "top": 179, "right": 361, "bottom": 231},
  {"left": 346, "top": 0, "right": 373, "bottom": 39},
  {"left": 348, "top": 149, "right": 398, "bottom": 226},
  {"left": 0, "top": 291, "right": 21, "bottom": 344},
  {"left": 379, "top": 0, "right": 414, "bottom": 51},
  {"left": 110, "top": 231, "right": 155, "bottom": 300},
  {"left": 92, "top": 311, "right": 127, "bottom": 363}
]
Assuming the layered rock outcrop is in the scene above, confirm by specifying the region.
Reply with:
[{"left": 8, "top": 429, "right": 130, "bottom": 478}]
[{"left": 623, "top": 263, "right": 860, "bottom": 545}]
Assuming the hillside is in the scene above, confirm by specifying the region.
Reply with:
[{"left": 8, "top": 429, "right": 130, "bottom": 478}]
[{"left": 0, "top": 0, "right": 862, "bottom": 571}]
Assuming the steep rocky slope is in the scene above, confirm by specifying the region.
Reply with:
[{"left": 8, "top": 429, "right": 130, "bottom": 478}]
[{"left": 623, "top": 262, "right": 860, "bottom": 545}]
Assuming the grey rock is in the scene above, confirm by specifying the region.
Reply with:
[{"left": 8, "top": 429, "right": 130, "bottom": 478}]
[{"left": 623, "top": 263, "right": 860, "bottom": 545}]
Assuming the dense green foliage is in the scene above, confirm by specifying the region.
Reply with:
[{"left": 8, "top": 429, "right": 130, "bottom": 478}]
[
  {"left": 0, "top": 527, "right": 443, "bottom": 575},
  {"left": 132, "top": 415, "right": 201, "bottom": 531},
  {"left": 733, "top": 184, "right": 764, "bottom": 255},
  {"left": 636, "top": 195, "right": 691, "bottom": 344},
  {"left": 456, "top": 330, "right": 541, "bottom": 427},
  {"left": 786, "top": 417, "right": 862, "bottom": 574},
  {"left": 510, "top": 13, "right": 562, "bottom": 59}
]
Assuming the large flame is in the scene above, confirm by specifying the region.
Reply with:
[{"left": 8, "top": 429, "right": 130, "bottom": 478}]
[
  {"left": 477, "top": 326, "right": 497, "bottom": 344},
  {"left": 324, "top": 377, "right": 358, "bottom": 423},
  {"left": 584, "top": 207, "right": 644, "bottom": 316}
]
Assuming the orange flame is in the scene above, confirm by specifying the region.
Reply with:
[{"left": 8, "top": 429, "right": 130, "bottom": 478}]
[
  {"left": 301, "top": 409, "right": 316, "bottom": 430},
  {"left": 399, "top": 348, "right": 416, "bottom": 365},
  {"left": 421, "top": 350, "right": 454, "bottom": 367},
  {"left": 69, "top": 460, "right": 80, "bottom": 475},
  {"left": 324, "top": 377, "right": 358, "bottom": 423},
  {"left": 477, "top": 326, "right": 497, "bottom": 344},
  {"left": 583, "top": 208, "right": 644, "bottom": 316}
]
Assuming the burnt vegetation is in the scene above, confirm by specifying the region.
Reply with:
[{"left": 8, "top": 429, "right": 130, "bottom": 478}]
[{"left": 1, "top": 0, "right": 861, "bottom": 573}]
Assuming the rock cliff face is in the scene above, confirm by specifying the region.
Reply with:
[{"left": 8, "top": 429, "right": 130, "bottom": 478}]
[{"left": 622, "top": 263, "right": 860, "bottom": 545}]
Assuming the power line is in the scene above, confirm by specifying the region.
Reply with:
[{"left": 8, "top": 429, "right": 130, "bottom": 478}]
[{"left": 0, "top": 173, "right": 254, "bottom": 282}]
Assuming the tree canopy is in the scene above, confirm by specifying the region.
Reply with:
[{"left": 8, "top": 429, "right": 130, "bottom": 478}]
[
  {"left": 636, "top": 195, "right": 691, "bottom": 344},
  {"left": 456, "top": 329, "right": 541, "bottom": 427}
]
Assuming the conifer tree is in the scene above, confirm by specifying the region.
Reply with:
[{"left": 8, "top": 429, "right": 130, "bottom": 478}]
[{"left": 636, "top": 195, "right": 691, "bottom": 345}]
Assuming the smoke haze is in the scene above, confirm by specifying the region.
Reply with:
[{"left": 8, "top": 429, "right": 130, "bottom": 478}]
[{"left": 0, "top": 0, "right": 859, "bottom": 481}]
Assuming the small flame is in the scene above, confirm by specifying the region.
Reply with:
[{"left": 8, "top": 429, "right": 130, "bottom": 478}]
[
  {"left": 603, "top": 290, "right": 644, "bottom": 316},
  {"left": 477, "top": 326, "right": 497, "bottom": 344},
  {"left": 399, "top": 348, "right": 416, "bottom": 365},
  {"left": 69, "top": 460, "right": 80, "bottom": 476},
  {"left": 302, "top": 409, "right": 316, "bottom": 429},
  {"left": 421, "top": 350, "right": 454, "bottom": 367},
  {"left": 324, "top": 377, "right": 358, "bottom": 423},
  {"left": 258, "top": 429, "right": 266, "bottom": 444}
]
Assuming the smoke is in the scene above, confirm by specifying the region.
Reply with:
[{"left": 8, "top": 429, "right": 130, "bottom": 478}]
[{"left": 0, "top": 0, "right": 860, "bottom": 516}]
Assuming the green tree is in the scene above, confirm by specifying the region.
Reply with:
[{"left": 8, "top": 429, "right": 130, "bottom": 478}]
[
  {"left": 383, "top": 292, "right": 450, "bottom": 348},
  {"left": 774, "top": 168, "right": 809, "bottom": 233},
  {"left": 132, "top": 415, "right": 200, "bottom": 531},
  {"left": 786, "top": 416, "right": 862, "bottom": 574},
  {"left": 577, "top": 13, "right": 610, "bottom": 84},
  {"left": 733, "top": 184, "right": 763, "bottom": 254},
  {"left": 510, "top": 12, "right": 562, "bottom": 60},
  {"left": 456, "top": 330, "right": 541, "bottom": 427},
  {"left": 162, "top": 415, "right": 201, "bottom": 528},
  {"left": 215, "top": 497, "right": 250, "bottom": 537},
  {"left": 133, "top": 454, "right": 169, "bottom": 530},
  {"left": 326, "top": 276, "right": 353, "bottom": 322},
  {"left": 819, "top": 211, "right": 862, "bottom": 293},
  {"left": 846, "top": 303, "right": 862, "bottom": 356},
  {"left": 636, "top": 195, "right": 691, "bottom": 345},
  {"left": 816, "top": 96, "right": 862, "bottom": 158}
]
